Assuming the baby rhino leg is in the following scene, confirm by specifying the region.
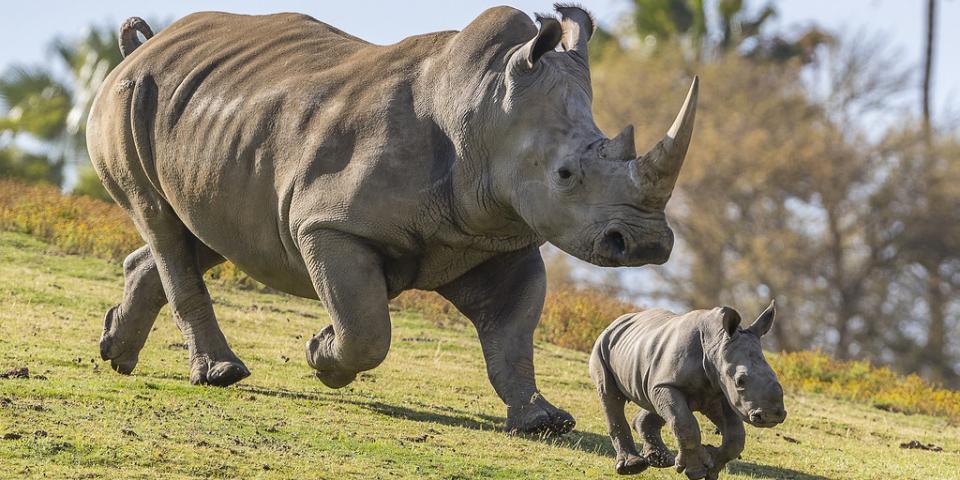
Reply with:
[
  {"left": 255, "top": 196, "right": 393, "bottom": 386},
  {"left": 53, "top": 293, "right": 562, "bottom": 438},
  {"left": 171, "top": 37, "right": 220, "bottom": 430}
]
[
  {"left": 633, "top": 409, "right": 676, "bottom": 468},
  {"left": 589, "top": 349, "right": 648, "bottom": 475}
]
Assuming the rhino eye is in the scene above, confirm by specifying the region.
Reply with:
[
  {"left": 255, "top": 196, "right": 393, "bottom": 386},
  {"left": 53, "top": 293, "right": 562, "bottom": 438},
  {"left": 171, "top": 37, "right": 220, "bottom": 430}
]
[{"left": 557, "top": 168, "right": 572, "bottom": 179}]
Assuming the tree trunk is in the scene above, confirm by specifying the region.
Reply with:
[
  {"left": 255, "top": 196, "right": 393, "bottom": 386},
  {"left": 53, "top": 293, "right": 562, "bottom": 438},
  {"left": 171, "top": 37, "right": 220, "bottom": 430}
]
[{"left": 922, "top": 0, "right": 936, "bottom": 133}]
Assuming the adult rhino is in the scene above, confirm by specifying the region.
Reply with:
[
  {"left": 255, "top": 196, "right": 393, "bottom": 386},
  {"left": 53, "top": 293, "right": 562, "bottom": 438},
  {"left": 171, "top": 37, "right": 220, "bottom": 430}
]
[{"left": 87, "top": 5, "right": 697, "bottom": 435}]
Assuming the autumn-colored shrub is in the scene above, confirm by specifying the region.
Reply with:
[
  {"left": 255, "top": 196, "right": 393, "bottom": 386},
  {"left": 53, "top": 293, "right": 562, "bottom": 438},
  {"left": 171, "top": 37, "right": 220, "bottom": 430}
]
[
  {"left": 390, "top": 290, "right": 466, "bottom": 327},
  {"left": 538, "top": 285, "right": 638, "bottom": 352},
  {"left": 0, "top": 178, "right": 140, "bottom": 260},
  {"left": 770, "top": 350, "right": 960, "bottom": 420},
  {"left": 0, "top": 178, "right": 260, "bottom": 288}
]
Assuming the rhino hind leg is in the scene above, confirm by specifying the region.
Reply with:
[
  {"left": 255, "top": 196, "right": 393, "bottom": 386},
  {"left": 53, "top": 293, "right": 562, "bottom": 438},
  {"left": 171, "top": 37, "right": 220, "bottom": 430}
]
[
  {"left": 438, "top": 247, "right": 575, "bottom": 436},
  {"left": 129, "top": 211, "right": 248, "bottom": 386},
  {"left": 633, "top": 409, "right": 676, "bottom": 468},
  {"left": 100, "top": 244, "right": 226, "bottom": 375},
  {"left": 299, "top": 230, "right": 392, "bottom": 388}
]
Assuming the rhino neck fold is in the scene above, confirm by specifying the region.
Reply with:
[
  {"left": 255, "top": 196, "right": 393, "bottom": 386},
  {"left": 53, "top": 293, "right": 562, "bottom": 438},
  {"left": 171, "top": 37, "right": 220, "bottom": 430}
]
[{"left": 416, "top": 45, "right": 541, "bottom": 251}]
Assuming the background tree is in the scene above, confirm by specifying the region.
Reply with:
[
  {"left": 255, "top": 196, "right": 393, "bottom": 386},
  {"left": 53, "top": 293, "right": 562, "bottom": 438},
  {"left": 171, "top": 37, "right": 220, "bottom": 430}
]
[
  {"left": 582, "top": 0, "right": 960, "bottom": 385},
  {"left": 0, "top": 24, "right": 126, "bottom": 200}
]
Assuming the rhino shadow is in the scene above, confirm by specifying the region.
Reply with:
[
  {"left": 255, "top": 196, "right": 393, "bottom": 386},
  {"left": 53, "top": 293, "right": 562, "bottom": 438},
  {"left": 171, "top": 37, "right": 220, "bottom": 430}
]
[
  {"left": 728, "top": 461, "right": 831, "bottom": 480},
  {"left": 361, "top": 400, "right": 614, "bottom": 457},
  {"left": 235, "top": 384, "right": 614, "bottom": 456}
]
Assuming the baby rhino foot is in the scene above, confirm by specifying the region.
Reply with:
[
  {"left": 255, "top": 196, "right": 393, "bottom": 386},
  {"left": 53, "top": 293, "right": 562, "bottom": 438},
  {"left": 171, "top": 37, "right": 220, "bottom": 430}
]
[
  {"left": 676, "top": 446, "right": 715, "bottom": 480},
  {"left": 642, "top": 445, "right": 676, "bottom": 468},
  {"left": 615, "top": 454, "right": 649, "bottom": 475},
  {"left": 190, "top": 354, "right": 250, "bottom": 387},
  {"left": 703, "top": 445, "right": 726, "bottom": 480}
]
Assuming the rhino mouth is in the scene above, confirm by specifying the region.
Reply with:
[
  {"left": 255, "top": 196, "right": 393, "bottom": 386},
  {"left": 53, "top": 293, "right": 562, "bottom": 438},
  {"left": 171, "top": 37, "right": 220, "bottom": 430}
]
[
  {"left": 744, "top": 408, "right": 787, "bottom": 428},
  {"left": 591, "top": 225, "right": 672, "bottom": 267}
]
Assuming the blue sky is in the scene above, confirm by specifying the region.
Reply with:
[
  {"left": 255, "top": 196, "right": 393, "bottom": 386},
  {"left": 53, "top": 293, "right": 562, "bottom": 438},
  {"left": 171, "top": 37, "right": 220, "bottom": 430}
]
[{"left": 0, "top": 1, "right": 956, "bottom": 118}]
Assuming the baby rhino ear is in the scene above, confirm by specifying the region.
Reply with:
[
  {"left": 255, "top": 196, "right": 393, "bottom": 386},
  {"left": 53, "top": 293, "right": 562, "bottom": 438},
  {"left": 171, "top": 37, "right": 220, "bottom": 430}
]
[
  {"left": 720, "top": 307, "right": 741, "bottom": 337},
  {"left": 747, "top": 300, "right": 776, "bottom": 337}
]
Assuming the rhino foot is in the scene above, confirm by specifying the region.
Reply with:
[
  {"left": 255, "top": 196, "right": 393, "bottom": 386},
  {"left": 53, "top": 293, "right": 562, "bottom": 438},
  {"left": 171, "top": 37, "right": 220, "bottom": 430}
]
[
  {"left": 642, "top": 445, "right": 676, "bottom": 468},
  {"left": 505, "top": 394, "right": 576, "bottom": 435},
  {"left": 99, "top": 305, "right": 143, "bottom": 375},
  {"left": 616, "top": 454, "right": 650, "bottom": 475},
  {"left": 314, "top": 369, "right": 357, "bottom": 388},
  {"left": 675, "top": 446, "right": 714, "bottom": 480},
  {"left": 189, "top": 354, "right": 250, "bottom": 387},
  {"left": 305, "top": 326, "right": 359, "bottom": 389}
]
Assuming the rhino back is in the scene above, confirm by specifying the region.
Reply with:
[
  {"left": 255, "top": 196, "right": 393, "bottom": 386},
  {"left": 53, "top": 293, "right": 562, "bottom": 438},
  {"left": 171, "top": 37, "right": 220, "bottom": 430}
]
[
  {"left": 92, "top": 12, "right": 465, "bottom": 294},
  {"left": 598, "top": 309, "right": 709, "bottom": 409}
]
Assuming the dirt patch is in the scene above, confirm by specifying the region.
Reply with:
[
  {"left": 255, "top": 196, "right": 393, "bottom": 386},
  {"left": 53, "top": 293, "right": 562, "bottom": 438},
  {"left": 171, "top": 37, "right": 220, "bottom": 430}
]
[{"left": 899, "top": 440, "right": 943, "bottom": 452}]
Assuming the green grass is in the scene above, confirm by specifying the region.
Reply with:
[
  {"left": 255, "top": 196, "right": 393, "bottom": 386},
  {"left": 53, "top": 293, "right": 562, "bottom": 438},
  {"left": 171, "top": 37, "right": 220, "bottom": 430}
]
[{"left": 0, "top": 231, "right": 958, "bottom": 479}]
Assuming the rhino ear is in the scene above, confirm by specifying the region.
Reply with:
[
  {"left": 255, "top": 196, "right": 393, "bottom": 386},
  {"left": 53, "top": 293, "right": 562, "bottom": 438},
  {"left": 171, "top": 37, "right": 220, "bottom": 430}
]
[
  {"left": 747, "top": 300, "right": 776, "bottom": 337},
  {"left": 720, "top": 307, "right": 741, "bottom": 338},
  {"left": 520, "top": 16, "right": 563, "bottom": 67}
]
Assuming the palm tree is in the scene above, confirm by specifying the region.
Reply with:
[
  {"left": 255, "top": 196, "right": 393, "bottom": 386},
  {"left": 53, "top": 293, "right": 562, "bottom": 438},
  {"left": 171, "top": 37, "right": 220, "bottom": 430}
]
[
  {"left": 630, "top": 0, "right": 827, "bottom": 64},
  {"left": 0, "top": 24, "right": 124, "bottom": 199}
]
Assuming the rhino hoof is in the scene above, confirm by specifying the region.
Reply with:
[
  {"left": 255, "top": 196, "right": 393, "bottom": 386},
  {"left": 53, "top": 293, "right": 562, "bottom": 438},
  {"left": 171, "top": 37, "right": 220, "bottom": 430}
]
[
  {"left": 190, "top": 358, "right": 250, "bottom": 387},
  {"left": 643, "top": 448, "right": 677, "bottom": 468},
  {"left": 505, "top": 399, "right": 576, "bottom": 436},
  {"left": 314, "top": 369, "right": 357, "bottom": 389},
  {"left": 99, "top": 305, "right": 140, "bottom": 375},
  {"left": 616, "top": 455, "right": 650, "bottom": 475}
]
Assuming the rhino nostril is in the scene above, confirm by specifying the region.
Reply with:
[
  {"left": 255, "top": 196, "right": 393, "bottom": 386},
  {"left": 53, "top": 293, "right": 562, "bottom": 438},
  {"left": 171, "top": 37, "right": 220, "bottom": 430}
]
[
  {"left": 604, "top": 230, "right": 626, "bottom": 256},
  {"left": 749, "top": 411, "right": 763, "bottom": 423}
]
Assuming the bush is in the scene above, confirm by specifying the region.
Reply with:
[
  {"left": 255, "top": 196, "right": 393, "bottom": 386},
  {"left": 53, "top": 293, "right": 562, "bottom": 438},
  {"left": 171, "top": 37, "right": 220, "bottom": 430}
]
[
  {"left": 0, "top": 178, "right": 260, "bottom": 288},
  {"left": 0, "top": 178, "right": 139, "bottom": 260},
  {"left": 771, "top": 350, "right": 960, "bottom": 420},
  {"left": 538, "top": 285, "right": 638, "bottom": 352}
]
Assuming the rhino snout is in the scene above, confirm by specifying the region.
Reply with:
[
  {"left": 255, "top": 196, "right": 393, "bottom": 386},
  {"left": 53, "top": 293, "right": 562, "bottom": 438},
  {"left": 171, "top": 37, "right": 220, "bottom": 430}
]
[
  {"left": 595, "top": 226, "right": 673, "bottom": 267},
  {"left": 748, "top": 407, "right": 787, "bottom": 427}
]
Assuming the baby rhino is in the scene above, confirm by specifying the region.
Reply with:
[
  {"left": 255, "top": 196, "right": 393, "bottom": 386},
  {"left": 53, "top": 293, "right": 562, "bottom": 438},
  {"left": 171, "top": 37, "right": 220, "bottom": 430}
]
[{"left": 589, "top": 302, "right": 786, "bottom": 479}]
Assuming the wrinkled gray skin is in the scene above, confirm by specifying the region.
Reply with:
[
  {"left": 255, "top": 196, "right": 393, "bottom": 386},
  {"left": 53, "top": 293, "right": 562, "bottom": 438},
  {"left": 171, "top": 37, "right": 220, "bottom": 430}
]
[
  {"left": 87, "top": 5, "right": 698, "bottom": 435},
  {"left": 589, "top": 302, "right": 786, "bottom": 478}
]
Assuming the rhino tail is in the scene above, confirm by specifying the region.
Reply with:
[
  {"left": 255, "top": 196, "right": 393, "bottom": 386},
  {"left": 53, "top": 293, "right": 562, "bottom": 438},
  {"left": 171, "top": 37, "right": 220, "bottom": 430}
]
[
  {"left": 119, "top": 17, "right": 154, "bottom": 58},
  {"left": 129, "top": 75, "right": 165, "bottom": 197}
]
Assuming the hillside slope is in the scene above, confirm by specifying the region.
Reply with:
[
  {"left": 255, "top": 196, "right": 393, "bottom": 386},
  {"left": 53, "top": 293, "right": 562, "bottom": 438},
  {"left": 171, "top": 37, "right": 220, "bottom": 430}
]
[{"left": 0, "top": 231, "right": 957, "bottom": 479}]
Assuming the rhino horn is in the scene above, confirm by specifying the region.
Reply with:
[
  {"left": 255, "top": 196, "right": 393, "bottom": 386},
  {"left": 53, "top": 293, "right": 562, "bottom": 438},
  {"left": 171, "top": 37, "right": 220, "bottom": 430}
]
[
  {"left": 603, "top": 124, "right": 636, "bottom": 160},
  {"left": 555, "top": 4, "right": 594, "bottom": 58},
  {"left": 632, "top": 76, "right": 699, "bottom": 201}
]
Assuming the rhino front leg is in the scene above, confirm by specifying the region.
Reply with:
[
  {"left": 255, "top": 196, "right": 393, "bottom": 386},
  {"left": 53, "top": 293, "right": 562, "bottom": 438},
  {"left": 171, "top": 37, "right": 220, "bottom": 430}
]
[
  {"left": 438, "top": 247, "right": 574, "bottom": 435},
  {"left": 652, "top": 387, "right": 713, "bottom": 480},
  {"left": 701, "top": 401, "right": 746, "bottom": 480},
  {"left": 299, "top": 229, "right": 391, "bottom": 388},
  {"left": 100, "top": 244, "right": 224, "bottom": 374},
  {"left": 633, "top": 409, "right": 676, "bottom": 468}
]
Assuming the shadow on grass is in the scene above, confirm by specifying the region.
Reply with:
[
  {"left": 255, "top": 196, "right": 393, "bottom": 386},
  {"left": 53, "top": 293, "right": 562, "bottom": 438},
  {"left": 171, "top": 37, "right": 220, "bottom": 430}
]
[
  {"left": 236, "top": 384, "right": 614, "bottom": 457},
  {"left": 729, "top": 461, "right": 831, "bottom": 480},
  {"left": 361, "top": 400, "right": 614, "bottom": 457}
]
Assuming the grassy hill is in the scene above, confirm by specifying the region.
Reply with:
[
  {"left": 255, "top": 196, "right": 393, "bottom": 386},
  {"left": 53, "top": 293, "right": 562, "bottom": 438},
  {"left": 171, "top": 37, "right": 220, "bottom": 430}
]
[{"left": 0, "top": 230, "right": 958, "bottom": 479}]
